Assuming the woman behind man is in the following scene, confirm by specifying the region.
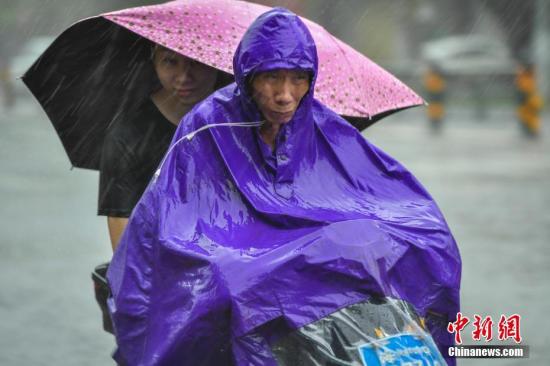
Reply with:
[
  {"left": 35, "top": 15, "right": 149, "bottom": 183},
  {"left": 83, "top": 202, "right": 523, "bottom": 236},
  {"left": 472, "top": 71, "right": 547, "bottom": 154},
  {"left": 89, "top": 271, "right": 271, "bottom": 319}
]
[
  {"left": 98, "top": 45, "right": 228, "bottom": 250},
  {"left": 93, "top": 43, "right": 231, "bottom": 334}
]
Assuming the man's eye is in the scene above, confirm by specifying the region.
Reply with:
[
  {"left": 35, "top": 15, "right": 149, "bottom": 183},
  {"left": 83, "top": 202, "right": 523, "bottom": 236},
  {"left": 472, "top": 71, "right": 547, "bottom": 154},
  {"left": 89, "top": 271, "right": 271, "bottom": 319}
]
[{"left": 292, "top": 74, "right": 308, "bottom": 83}]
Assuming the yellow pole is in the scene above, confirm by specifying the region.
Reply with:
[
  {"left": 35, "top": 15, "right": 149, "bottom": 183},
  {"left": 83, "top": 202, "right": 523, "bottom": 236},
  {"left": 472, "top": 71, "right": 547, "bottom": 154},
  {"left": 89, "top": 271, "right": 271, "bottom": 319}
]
[
  {"left": 515, "top": 65, "right": 543, "bottom": 137},
  {"left": 424, "top": 67, "right": 446, "bottom": 131}
]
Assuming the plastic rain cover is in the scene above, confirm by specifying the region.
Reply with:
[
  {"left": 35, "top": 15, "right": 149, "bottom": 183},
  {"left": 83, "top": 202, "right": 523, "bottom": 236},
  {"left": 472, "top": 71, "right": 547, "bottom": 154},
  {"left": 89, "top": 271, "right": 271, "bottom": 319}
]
[{"left": 107, "top": 8, "right": 460, "bottom": 366}]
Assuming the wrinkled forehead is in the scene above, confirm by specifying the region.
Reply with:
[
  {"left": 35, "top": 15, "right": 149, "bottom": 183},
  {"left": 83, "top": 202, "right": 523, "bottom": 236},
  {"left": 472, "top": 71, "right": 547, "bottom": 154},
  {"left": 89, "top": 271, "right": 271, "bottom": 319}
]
[
  {"left": 251, "top": 68, "right": 311, "bottom": 80},
  {"left": 249, "top": 60, "right": 315, "bottom": 79}
]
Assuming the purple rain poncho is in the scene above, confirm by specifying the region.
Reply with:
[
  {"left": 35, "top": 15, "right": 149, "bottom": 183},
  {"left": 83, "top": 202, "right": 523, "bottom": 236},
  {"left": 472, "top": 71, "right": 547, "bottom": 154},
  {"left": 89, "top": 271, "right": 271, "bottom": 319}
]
[{"left": 107, "top": 8, "right": 461, "bottom": 366}]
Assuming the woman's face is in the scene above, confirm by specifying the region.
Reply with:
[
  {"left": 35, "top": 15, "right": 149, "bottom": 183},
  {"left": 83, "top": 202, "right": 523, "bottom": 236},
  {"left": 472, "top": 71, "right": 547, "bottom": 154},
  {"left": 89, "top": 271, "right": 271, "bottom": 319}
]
[
  {"left": 153, "top": 47, "right": 217, "bottom": 105},
  {"left": 251, "top": 69, "right": 310, "bottom": 126}
]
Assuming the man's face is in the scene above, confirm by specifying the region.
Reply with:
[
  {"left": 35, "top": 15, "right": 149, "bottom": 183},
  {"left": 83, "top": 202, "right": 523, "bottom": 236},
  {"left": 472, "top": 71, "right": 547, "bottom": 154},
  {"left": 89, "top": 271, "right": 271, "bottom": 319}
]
[
  {"left": 251, "top": 69, "right": 310, "bottom": 125},
  {"left": 153, "top": 47, "right": 217, "bottom": 105}
]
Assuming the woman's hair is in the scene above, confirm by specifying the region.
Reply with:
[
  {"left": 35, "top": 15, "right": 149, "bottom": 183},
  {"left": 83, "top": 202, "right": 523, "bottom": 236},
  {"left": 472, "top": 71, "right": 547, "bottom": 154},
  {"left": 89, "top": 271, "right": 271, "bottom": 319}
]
[{"left": 149, "top": 42, "right": 233, "bottom": 91}]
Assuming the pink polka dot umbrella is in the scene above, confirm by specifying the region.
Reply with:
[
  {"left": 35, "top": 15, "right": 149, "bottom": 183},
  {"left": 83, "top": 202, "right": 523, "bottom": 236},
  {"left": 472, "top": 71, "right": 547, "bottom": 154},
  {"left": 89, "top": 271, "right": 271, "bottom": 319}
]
[
  {"left": 105, "top": 0, "right": 423, "bottom": 119},
  {"left": 23, "top": 0, "right": 423, "bottom": 170}
]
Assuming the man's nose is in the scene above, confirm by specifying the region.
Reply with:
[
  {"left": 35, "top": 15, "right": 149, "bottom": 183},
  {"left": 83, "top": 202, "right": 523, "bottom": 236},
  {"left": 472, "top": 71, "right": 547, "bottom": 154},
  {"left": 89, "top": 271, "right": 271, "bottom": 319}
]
[{"left": 274, "top": 79, "right": 293, "bottom": 105}]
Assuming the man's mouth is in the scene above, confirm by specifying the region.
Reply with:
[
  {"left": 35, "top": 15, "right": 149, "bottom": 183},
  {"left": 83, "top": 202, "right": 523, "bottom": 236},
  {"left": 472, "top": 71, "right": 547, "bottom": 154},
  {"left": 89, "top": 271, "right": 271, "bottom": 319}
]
[{"left": 272, "top": 110, "right": 294, "bottom": 118}]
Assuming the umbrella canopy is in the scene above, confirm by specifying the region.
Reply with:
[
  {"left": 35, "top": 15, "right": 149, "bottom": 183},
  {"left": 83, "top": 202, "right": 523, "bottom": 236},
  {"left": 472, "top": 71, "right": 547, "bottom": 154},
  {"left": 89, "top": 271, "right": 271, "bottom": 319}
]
[{"left": 23, "top": 0, "right": 423, "bottom": 170}]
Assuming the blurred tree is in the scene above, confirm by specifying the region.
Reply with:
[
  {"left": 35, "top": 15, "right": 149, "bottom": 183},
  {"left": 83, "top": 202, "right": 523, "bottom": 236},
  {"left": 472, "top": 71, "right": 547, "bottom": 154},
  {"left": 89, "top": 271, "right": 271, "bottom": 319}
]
[
  {"left": 482, "top": 0, "right": 541, "bottom": 136},
  {"left": 0, "top": 2, "right": 30, "bottom": 56},
  {"left": 483, "top": 0, "right": 534, "bottom": 63},
  {"left": 0, "top": 2, "right": 32, "bottom": 107}
]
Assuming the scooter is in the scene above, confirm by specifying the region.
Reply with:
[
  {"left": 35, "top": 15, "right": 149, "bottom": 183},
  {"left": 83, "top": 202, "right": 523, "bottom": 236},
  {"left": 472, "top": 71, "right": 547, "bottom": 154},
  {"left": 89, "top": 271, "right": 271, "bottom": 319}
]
[{"left": 92, "top": 263, "right": 447, "bottom": 365}]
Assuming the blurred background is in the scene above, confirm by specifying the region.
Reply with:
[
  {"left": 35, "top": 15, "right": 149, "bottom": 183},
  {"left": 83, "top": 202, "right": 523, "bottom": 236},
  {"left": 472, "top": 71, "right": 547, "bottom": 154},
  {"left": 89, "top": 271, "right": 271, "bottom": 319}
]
[{"left": 1, "top": 0, "right": 548, "bottom": 365}]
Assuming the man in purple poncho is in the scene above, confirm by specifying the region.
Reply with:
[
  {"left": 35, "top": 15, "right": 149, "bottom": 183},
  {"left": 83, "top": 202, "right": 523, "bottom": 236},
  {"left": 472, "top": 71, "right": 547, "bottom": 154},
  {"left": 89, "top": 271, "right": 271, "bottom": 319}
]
[{"left": 107, "top": 7, "right": 461, "bottom": 366}]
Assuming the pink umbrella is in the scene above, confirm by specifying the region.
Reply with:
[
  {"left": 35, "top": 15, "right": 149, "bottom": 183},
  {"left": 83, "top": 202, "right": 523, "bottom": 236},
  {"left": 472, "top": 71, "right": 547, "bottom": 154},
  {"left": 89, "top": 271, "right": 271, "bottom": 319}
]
[
  {"left": 23, "top": 0, "right": 423, "bottom": 169},
  {"left": 104, "top": 0, "right": 423, "bottom": 119}
]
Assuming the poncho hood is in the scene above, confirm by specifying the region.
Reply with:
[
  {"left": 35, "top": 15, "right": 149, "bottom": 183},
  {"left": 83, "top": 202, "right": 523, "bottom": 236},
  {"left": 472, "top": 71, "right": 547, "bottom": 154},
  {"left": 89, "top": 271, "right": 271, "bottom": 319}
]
[
  {"left": 233, "top": 7, "right": 318, "bottom": 104},
  {"left": 232, "top": 7, "right": 319, "bottom": 181},
  {"left": 108, "top": 8, "right": 460, "bottom": 366}
]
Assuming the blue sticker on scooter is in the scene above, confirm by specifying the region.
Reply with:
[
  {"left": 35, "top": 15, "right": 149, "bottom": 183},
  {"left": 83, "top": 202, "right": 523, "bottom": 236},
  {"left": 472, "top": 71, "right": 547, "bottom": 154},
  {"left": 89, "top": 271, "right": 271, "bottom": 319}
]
[{"left": 358, "top": 333, "right": 445, "bottom": 366}]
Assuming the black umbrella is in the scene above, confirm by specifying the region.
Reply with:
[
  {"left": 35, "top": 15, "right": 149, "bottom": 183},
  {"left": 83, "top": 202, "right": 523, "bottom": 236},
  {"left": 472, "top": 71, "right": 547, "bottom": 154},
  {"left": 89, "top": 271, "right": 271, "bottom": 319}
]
[{"left": 23, "top": 18, "right": 161, "bottom": 170}]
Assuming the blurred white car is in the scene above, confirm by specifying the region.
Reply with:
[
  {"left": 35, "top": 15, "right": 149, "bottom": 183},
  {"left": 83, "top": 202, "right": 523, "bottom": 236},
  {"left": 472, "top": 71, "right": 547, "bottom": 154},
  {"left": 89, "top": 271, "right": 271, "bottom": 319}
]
[
  {"left": 420, "top": 35, "right": 519, "bottom": 119},
  {"left": 421, "top": 35, "right": 516, "bottom": 75}
]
